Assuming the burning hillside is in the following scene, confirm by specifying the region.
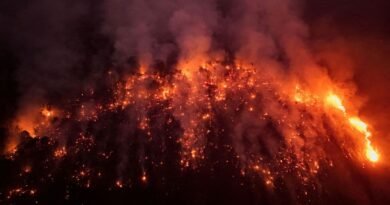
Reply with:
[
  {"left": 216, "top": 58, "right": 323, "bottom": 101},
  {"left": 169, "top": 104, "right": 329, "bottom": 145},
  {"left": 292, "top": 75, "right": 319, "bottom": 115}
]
[{"left": 0, "top": 0, "right": 389, "bottom": 204}]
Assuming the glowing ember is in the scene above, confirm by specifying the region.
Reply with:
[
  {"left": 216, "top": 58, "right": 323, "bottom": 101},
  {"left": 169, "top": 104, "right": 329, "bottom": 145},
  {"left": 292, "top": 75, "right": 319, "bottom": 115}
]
[
  {"left": 23, "top": 165, "right": 32, "bottom": 173},
  {"left": 7, "top": 62, "right": 382, "bottom": 172},
  {"left": 141, "top": 174, "right": 148, "bottom": 183},
  {"left": 54, "top": 146, "right": 67, "bottom": 158},
  {"left": 116, "top": 180, "right": 123, "bottom": 188},
  {"left": 41, "top": 107, "right": 54, "bottom": 118},
  {"left": 1, "top": 60, "right": 384, "bottom": 203}
]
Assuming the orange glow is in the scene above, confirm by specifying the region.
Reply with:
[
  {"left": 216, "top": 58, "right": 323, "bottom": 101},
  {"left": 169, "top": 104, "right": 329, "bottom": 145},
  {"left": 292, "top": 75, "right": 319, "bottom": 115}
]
[
  {"left": 366, "top": 145, "right": 379, "bottom": 163},
  {"left": 116, "top": 180, "right": 123, "bottom": 188},
  {"left": 160, "top": 86, "right": 172, "bottom": 100},
  {"left": 54, "top": 146, "right": 67, "bottom": 158},
  {"left": 348, "top": 117, "right": 379, "bottom": 163},
  {"left": 326, "top": 94, "right": 346, "bottom": 113},
  {"left": 191, "top": 149, "right": 197, "bottom": 159},
  {"left": 23, "top": 165, "right": 32, "bottom": 173},
  {"left": 15, "top": 116, "right": 37, "bottom": 137},
  {"left": 326, "top": 93, "right": 379, "bottom": 163},
  {"left": 41, "top": 108, "right": 53, "bottom": 117},
  {"left": 5, "top": 140, "right": 18, "bottom": 154},
  {"left": 141, "top": 173, "right": 147, "bottom": 183},
  {"left": 7, "top": 58, "right": 383, "bottom": 193},
  {"left": 349, "top": 117, "right": 370, "bottom": 135}
]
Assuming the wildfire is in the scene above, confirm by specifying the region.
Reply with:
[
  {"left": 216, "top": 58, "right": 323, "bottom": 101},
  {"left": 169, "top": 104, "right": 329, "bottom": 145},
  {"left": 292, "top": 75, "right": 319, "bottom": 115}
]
[
  {"left": 349, "top": 117, "right": 379, "bottom": 162},
  {"left": 4, "top": 59, "right": 383, "bottom": 200},
  {"left": 326, "top": 93, "right": 379, "bottom": 163},
  {"left": 2, "top": 0, "right": 388, "bottom": 203}
]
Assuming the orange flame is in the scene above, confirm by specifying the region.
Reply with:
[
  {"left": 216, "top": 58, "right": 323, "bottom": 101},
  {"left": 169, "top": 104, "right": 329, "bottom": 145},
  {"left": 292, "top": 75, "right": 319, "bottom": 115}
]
[
  {"left": 326, "top": 93, "right": 379, "bottom": 163},
  {"left": 326, "top": 94, "right": 346, "bottom": 113},
  {"left": 41, "top": 107, "right": 54, "bottom": 118},
  {"left": 349, "top": 117, "right": 379, "bottom": 163}
]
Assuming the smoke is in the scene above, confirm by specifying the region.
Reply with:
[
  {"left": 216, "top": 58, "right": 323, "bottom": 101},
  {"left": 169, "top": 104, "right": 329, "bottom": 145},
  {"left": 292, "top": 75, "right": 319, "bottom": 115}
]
[{"left": 1, "top": 0, "right": 327, "bottom": 109}]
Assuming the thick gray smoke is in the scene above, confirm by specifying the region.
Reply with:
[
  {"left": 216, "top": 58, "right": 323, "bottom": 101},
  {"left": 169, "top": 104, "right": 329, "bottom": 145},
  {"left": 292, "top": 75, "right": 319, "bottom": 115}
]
[
  {"left": 103, "top": 0, "right": 310, "bottom": 70},
  {"left": 0, "top": 0, "right": 324, "bottom": 115}
]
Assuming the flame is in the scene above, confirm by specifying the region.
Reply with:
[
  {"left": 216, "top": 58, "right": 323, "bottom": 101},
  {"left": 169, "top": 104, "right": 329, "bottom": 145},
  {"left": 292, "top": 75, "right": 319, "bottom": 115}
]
[
  {"left": 54, "top": 146, "right": 67, "bottom": 158},
  {"left": 348, "top": 117, "right": 379, "bottom": 163},
  {"left": 365, "top": 144, "right": 379, "bottom": 163},
  {"left": 115, "top": 180, "right": 123, "bottom": 188},
  {"left": 293, "top": 90, "right": 380, "bottom": 163},
  {"left": 326, "top": 94, "right": 346, "bottom": 113},
  {"left": 349, "top": 117, "right": 370, "bottom": 135},
  {"left": 6, "top": 59, "right": 383, "bottom": 194},
  {"left": 326, "top": 94, "right": 379, "bottom": 163},
  {"left": 141, "top": 174, "right": 148, "bottom": 183},
  {"left": 41, "top": 107, "right": 54, "bottom": 118}
]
